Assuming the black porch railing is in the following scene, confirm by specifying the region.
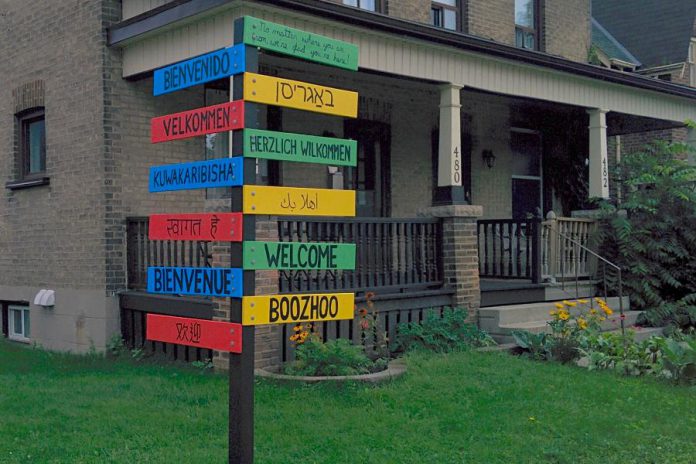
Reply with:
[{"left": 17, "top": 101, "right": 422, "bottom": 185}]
[
  {"left": 126, "top": 217, "right": 211, "bottom": 290},
  {"left": 477, "top": 218, "right": 542, "bottom": 282},
  {"left": 277, "top": 217, "right": 444, "bottom": 295}
]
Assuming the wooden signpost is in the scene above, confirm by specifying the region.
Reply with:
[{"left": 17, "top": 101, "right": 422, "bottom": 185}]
[
  {"left": 146, "top": 314, "right": 243, "bottom": 353},
  {"left": 146, "top": 15, "right": 360, "bottom": 464},
  {"left": 243, "top": 72, "right": 358, "bottom": 118},
  {"left": 243, "top": 128, "right": 357, "bottom": 167},
  {"left": 242, "top": 185, "right": 355, "bottom": 216},
  {"left": 241, "top": 293, "right": 355, "bottom": 325},
  {"left": 149, "top": 157, "right": 244, "bottom": 192}
]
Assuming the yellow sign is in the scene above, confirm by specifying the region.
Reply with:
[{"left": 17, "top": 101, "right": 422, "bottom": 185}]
[
  {"left": 243, "top": 72, "right": 358, "bottom": 118},
  {"left": 242, "top": 293, "right": 355, "bottom": 325},
  {"left": 243, "top": 185, "right": 355, "bottom": 216}
]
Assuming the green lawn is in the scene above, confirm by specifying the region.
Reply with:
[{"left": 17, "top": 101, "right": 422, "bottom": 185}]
[{"left": 1, "top": 340, "right": 694, "bottom": 463}]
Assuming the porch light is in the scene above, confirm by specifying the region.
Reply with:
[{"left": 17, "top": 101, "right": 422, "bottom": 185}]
[{"left": 482, "top": 149, "right": 496, "bottom": 169}]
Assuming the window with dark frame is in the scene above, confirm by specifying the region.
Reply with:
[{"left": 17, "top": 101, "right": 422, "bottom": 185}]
[
  {"left": 431, "top": 0, "right": 458, "bottom": 31},
  {"left": 515, "top": 0, "right": 539, "bottom": 50},
  {"left": 342, "top": 0, "right": 382, "bottom": 13},
  {"left": 17, "top": 108, "right": 46, "bottom": 179}
]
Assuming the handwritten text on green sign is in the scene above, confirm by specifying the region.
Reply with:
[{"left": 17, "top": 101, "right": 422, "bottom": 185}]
[
  {"left": 242, "top": 16, "right": 359, "bottom": 71},
  {"left": 243, "top": 241, "right": 356, "bottom": 270},
  {"left": 243, "top": 129, "right": 357, "bottom": 167}
]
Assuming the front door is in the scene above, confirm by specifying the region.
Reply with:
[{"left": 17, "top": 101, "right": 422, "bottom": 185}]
[
  {"left": 344, "top": 120, "right": 391, "bottom": 217},
  {"left": 511, "top": 129, "right": 542, "bottom": 220}
]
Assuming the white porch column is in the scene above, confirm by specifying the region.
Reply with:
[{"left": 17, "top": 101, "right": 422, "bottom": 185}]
[
  {"left": 435, "top": 84, "right": 466, "bottom": 204},
  {"left": 587, "top": 108, "right": 610, "bottom": 199}
]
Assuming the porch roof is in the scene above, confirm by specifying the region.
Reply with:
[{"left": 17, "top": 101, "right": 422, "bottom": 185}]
[{"left": 109, "top": 0, "right": 696, "bottom": 124}]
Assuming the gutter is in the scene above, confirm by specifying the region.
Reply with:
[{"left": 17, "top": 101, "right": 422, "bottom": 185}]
[{"left": 107, "top": 0, "right": 696, "bottom": 101}]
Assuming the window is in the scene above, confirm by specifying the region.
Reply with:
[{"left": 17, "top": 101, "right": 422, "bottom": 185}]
[
  {"left": 515, "top": 0, "right": 538, "bottom": 50},
  {"left": 18, "top": 108, "right": 46, "bottom": 178},
  {"left": 8, "top": 305, "right": 30, "bottom": 342},
  {"left": 343, "top": 0, "right": 380, "bottom": 12},
  {"left": 431, "top": 0, "right": 458, "bottom": 31}
]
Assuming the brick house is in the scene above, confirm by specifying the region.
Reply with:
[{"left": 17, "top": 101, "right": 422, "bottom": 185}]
[{"left": 1, "top": 0, "right": 695, "bottom": 367}]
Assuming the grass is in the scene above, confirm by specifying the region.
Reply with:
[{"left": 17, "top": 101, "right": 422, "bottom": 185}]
[{"left": 1, "top": 340, "right": 695, "bottom": 463}]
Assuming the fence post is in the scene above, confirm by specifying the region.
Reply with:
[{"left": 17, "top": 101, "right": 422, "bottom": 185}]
[
  {"left": 531, "top": 218, "right": 542, "bottom": 284},
  {"left": 423, "top": 205, "right": 483, "bottom": 323}
]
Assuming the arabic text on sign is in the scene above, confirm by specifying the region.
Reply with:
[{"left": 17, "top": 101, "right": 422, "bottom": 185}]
[{"left": 242, "top": 185, "right": 356, "bottom": 217}]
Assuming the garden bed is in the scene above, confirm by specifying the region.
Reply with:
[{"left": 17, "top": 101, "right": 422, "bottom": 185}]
[{"left": 255, "top": 358, "right": 407, "bottom": 383}]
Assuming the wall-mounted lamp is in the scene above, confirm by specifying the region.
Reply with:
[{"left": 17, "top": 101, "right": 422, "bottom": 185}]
[{"left": 482, "top": 149, "right": 496, "bottom": 169}]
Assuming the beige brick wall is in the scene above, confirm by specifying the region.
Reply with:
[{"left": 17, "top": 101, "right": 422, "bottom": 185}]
[
  {"left": 465, "top": 0, "right": 516, "bottom": 45},
  {"left": 543, "top": 0, "right": 590, "bottom": 62},
  {"left": 387, "top": 0, "right": 431, "bottom": 23}
]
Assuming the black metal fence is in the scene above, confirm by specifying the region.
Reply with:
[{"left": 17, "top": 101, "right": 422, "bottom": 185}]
[
  {"left": 126, "top": 217, "right": 211, "bottom": 290},
  {"left": 277, "top": 217, "right": 444, "bottom": 295},
  {"left": 477, "top": 218, "right": 542, "bottom": 282}
]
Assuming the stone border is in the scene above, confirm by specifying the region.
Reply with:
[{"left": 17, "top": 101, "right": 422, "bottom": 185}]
[{"left": 254, "top": 359, "right": 407, "bottom": 384}]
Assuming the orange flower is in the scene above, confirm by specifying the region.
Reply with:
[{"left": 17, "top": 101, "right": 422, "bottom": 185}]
[
  {"left": 365, "top": 291, "right": 376, "bottom": 300},
  {"left": 359, "top": 308, "right": 368, "bottom": 316}
]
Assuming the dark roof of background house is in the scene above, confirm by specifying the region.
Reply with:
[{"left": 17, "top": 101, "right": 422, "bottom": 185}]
[
  {"left": 591, "top": 18, "right": 641, "bottom": 66},
  {"left": 591, "top": 0, "right": 696, "bottom": 69}
]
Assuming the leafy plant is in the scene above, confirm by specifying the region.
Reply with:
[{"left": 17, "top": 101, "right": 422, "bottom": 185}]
[
  {"left": 660, "top": 337, "right": 696, "bottom": 384},
  {"left": 357, "top": 291, "right": 390, "bottom": 360},
  {"left": 106, "top": 334, "right": 126, "bottom": 358},
  {"left": 284, "top": 337, "right": 382, "bottom": 377},
  {"left": 394, "top": 307, "right": 496, "bottom": 353},
  {"left": 597, "top": 132, "right": 696, "bottom": 329},
  {"left": 511, "top": 331, "right": 550, "bottom": 361}
]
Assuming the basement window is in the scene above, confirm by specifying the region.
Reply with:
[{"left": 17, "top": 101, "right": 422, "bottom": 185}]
[{"left": 8, "top": 305, "right": 30, "bottom": 343}]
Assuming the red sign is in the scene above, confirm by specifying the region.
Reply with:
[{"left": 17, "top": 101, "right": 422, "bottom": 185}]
[
  {"left": 146, "top": 314, "right": 242, "bottom": 353},
  {"left": 151, "top": 100, "right": 244, "bottom": 143},
  {"left": 149, "top": 213, "right": 243, "bottom": 241}
]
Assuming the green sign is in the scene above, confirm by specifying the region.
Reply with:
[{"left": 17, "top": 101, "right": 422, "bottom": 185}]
[
  {"left": 243, "top": 129, "right": 357, "bottom": 167},
  {"left": 242, "top": 16, "right": 359, "bottom": 71},
  {"left": 243, "top": 241, "right": 356, "bottom": 270}
]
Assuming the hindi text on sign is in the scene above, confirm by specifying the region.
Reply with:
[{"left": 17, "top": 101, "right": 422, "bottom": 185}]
[{"left": 149, "top": 213, "right": 243, "bottom": 241}]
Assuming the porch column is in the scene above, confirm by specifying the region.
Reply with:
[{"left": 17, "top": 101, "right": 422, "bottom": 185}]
[
  {"left": 434, "top": 84, "right": 467, "bottom": 205},
  {"left": 687, "top": 126, "right": 696, "bottom": 165},
  {"left": 424, "top": 205, "right": 483, "bottom": 323},
  {"left": 587, "top": 108, "right": 610, "bottom": 199}
]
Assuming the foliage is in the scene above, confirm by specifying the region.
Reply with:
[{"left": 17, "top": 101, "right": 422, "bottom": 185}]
[
  {"left": 513, "top": 298, "right": 614, "bottom": 363},
  {"left": 106, "top": 334, "right": 126, "bottom": 357},
  {"left": 357, "top": 291, "right": 390, "bottom": 361},
  {"left": 597, "top": 134, "right": 696, "bottom": 329},
  {"left": 284, "top": 336, "right": 383, "bottom": 377},
  {"left": 579, "top": 331, "right": 696, "bottom": 385},
  {"left": 394, "top": 307, "right": 496, "bottom": 353}
]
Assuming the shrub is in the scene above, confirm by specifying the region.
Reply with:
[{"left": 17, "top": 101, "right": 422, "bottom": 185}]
[
  {"left": 284, "top": 337, "right": 384, "bottom": 377},
  {"left": 597, "top": 130, "right": 696, "bottom": 330},
  {"left": 394, "top": 307, "right": 495, "bottom": 353}
]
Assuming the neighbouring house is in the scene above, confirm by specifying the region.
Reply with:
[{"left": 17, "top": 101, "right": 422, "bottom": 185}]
[{"left": 1, "top": 0, "right": 695, "bottom": 368}]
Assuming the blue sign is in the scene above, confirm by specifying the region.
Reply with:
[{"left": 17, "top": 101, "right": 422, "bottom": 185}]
[
  {"left": 149, "top": 157, "right": 243, "bottom": 192},
  {"left": 153, "top": 44, "right": 246, "bottom": 96},
  {"left": 147, "top": 267, "right": 243, "bottom": 297}
]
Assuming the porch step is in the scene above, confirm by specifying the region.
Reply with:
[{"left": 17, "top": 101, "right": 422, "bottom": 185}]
[{"left": 480, "top": 296, "right": 629, "bottom": 329}]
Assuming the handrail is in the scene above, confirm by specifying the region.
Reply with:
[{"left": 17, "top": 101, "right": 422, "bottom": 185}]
[{"left": 553, "top": 229, "right": 625, "bottom": 337}]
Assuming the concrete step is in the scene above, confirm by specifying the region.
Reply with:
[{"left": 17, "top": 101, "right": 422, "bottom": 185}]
[
  {"left": 493, "top": 318, "right": 651, "bottom": 345},
  {"left": 497, "top": 310, "right": 641, "bottom": 335},
  {"left": 480, "top": 296, "right": 629, "bottom": 332}
]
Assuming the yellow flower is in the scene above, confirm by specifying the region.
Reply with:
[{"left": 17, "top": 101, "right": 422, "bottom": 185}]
[
  {"left": 577, "top": 317, "right": 588, "bottom": 330},
  {"left": 578, "top": 299, "right": 588, "bottom": 304},
  {"left": 599, "top": 317, "right": 606, "bottom": 321},
  {"left": 558, "top": 310, "right": 570, "bottom": 321},
  {"left": 550, "top": 310, "right": 557, "bottom": 316},
  {"left": 602, "top": 307, "right": 614, "bottom": 316},
  {"left": 555, "top": 302, "right": 564, "bottom": 309},
  {"left": 590, "top": 309, "right": 598, "bottom": 315},
  {"left": 293, "top": 325, "right": 302, "bottom": 332}
]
